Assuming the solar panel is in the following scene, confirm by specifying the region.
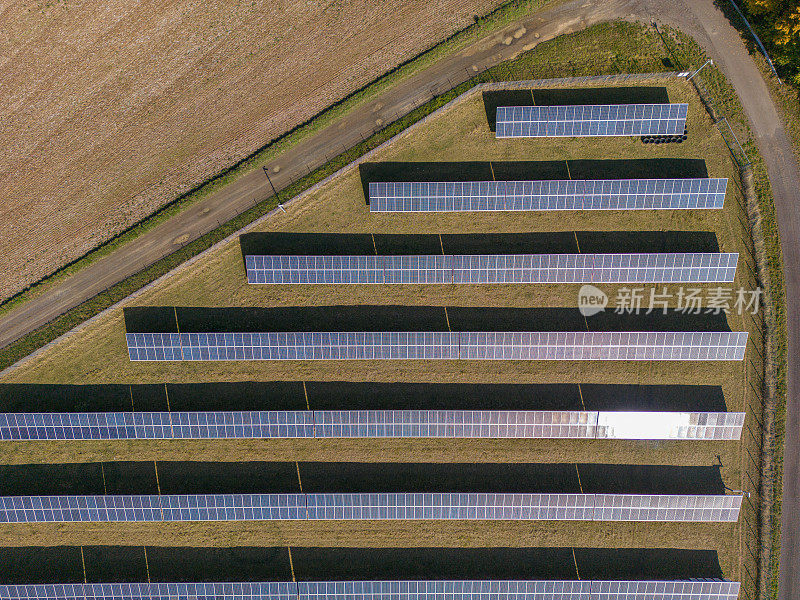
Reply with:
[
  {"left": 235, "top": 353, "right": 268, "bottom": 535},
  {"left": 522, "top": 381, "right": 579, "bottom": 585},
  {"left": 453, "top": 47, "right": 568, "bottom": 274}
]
[
  {"left": 495, "top": 104, "right": 688, "bottom": 137},
  {"left": 126, "top": 331, "right": 748, "bottom": 362},
  {"left": 0, "top": 493, "right": 741, "bottom": 523},
  {"left": 301, "top": 581, "right": 593, "bottom": 600},
  {"left": 592, "top": 494, "right": 743, "bottom": 522},
  {"left": 244, "top": 253, "right": 738, "bottom": 285},
  {"left": 595, "top": 412, "right": 745, "bottom": 441},
  {"left": 367, "top": 179, "right": 727, "bottom": 212},
  {"left": 0, "top": 412, "right": 317, "bottom": 440},
  {"left": 0, "top": 583, "right": 298, "bottom": 600},
  {"left": 586, "top": 580, "right": 740, "bottom": 600},
  {"left": 0, "top": 580, "right": 741, "bottom": 600},
  {"left": 0, "top": 411, "right": 744, "bottom": 441}
]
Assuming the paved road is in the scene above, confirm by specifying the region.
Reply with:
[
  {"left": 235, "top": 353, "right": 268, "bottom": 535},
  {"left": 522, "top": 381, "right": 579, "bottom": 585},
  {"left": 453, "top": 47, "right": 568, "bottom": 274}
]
[{"left": 1, "top": 1, "right": 797, "bottom": 597}]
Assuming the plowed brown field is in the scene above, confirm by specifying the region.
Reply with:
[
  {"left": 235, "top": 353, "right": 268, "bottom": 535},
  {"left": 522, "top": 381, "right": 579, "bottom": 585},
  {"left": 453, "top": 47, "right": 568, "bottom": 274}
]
[{"left": 0, "top": 0, "right": 502, "bottom": 300}]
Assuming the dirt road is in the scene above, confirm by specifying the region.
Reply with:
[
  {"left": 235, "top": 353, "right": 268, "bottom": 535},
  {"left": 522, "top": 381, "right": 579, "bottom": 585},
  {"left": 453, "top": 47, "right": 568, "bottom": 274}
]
[{"left": 0, "top": 1, "right": 797, "bottom": 597}]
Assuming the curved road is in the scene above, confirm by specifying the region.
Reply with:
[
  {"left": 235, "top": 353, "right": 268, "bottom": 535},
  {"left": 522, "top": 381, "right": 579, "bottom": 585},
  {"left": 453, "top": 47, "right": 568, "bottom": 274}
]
[{"left": 0, "top": 1, "right": 797, "bottom": 598}]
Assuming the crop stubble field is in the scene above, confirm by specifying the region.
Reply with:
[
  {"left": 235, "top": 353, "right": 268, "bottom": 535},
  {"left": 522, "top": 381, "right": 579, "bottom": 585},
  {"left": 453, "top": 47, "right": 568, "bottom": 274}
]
[
  {"left": 0, "top": 0, "right": 507, "bottom": 301},
  {"left": 0, "top": 80, "right": 763, "bottom": 589}
]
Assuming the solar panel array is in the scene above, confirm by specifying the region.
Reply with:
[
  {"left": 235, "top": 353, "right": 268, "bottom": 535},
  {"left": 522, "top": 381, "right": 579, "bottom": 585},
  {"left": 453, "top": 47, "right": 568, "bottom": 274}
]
[
  {"left": 495, "top": 104, "right": 688, "bottom": 137},
  {"left": 368, "top": 179, "right": 727, "bottom": 212},
  {"left": 0, "top": 580, "right": 741, "bottom": 600},
  {"left": 244, "top": 253, "right": 738, "bottom": 285},
  {"left": 0, "top": 411, "right": 745, "bottom": 441},
  {"left": 126, "top": 331, "right": 749, "bottom": 362},
  {"left": 0, "top": 493, "right": 741, "bottom": 523}
]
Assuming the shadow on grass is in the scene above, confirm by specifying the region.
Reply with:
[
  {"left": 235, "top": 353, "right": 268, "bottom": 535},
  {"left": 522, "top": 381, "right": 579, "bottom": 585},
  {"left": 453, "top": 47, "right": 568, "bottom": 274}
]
[
  {"left": 482, "top": 87, "right": 670, "bottom": 130},
  {"left": 0, "top": 546, "right": 722, "bottom": 583},
  {"left": 0, "top": 461, "right": 724, "bottom": 496},
  {"left": 239, "top": 230, "right": 718, "bottom": 256},
  {"left": 124, "top": 306, "right": 731, "bottom": 334},
  {"left": 359, "top": 159, "right": 709, "bottom": 202},
  {"left": 0, "top": 382, "right": 727, "bottom": 413}
]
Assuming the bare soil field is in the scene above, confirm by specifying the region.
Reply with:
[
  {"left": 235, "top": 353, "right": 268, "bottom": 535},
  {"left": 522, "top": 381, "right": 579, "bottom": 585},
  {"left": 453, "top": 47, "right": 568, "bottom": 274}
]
[{"left": 0, "top": 0, "right": 506, "bottom": 301}]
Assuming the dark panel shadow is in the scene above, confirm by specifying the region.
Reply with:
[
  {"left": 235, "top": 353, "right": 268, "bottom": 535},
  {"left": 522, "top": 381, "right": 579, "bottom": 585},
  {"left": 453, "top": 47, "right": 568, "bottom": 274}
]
[
  {"left": 155, "top": 462, "right": 301, "bottom": 495},
  {"left": 0, "top": 383, "right": 167, "bottom": 413},
  {"left": 172, "top": 306, "right": 449, "bottom": 333},
  {"left": 146, "top": 547, "right": 292, "bottom": 582},
  {"left": 166, "top": 382, "right": 307, "bottom": 412},
  {"left": 584, "top": 308, "right": 731, "bottom": 332},
  {"left": 292, "top": 547, "right": 575, "bottom": 581},
  {"left": 238, "top": 232, "right": 718, "bottom": 256},
  {"left": 574, "top": 548, "right": 723, "bottom": 580},
  {"left": 0, "top": 546, "right": 724, "bottom": 584},
  {"left": 306, "top": 382, "right": 582, "bottom": 411},
  {"left": 578, "top": 464, "right": 725, "bottom": 495},
  {"left": 298, "top": 462, "right": 580, "bottom": 494},
  {"left": 567, "top": 158, "right": 708, "bottom": 179},
  {"left": 482, "top": 87, "right": 669, "bottom": 130},
  {"left": 0, "top": 462, "right": 727, "bottom": 496},
  {"left": 439, "top": 232, "right": 578, "bottom": 255},
  {"left": 359, "top": 161, "right": 567, "bottom": 202},
  {"left": 240, "top": 232, "right": 376, "bottom": 258},
  {"left": 123, "top": 306, "right": 178, "bottom": 334},
  {"left": 0, "top": 547, "right": 84, "bottom": 584},
  {"left": 532, "top": 87, "right": 670, "bottom": 106},
  {"left": 448, "top": 307, "right": 732, "bottom": 333},
  {"left": 82, "top": 546, "right": 149, "bottom": 583},
  {"left": 481, "top": 90, "right": 534, "bottom": 132},
  {"left": 101, "top": 461, "right": 159, "bottom": 495},
  {"left": 127, "top": 306, "right": 733, "bottom": 334},
  {"left": 0, "top": 463, "right": 106, "bottom": 496},
  {"left": 0, "top": 382, "right": 728, "bottom": 414},
  {"left": 581, "top": 384, "right": 727, "bottom": 412},
  {"left": 359, "top": 159, "right": 709, "bottom": 203},
  {"left": 575, "top": 230, "right": 719, "bottom": 253}
]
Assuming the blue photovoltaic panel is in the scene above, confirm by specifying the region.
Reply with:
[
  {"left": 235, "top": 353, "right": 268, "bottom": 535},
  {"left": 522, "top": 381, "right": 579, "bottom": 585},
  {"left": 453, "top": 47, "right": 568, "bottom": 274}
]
[
  {"left": 125, "top": 332, "right": 748, "bottom": 362},
  {"left": 0, "top": 583, "right": 297, "bottom": 600},
  {"left": 0, "top": 581, "right": 741, "bottom": 600},
  {"left": 592, "top": 494, "right": 742, "bottom": 522},
  {"left": 495, "top": 104, "right": 688, "bottom": 137},
  {"left": 0, "top": 411, "right": 744, "bottom": 441},
  {"left": 0, "top": 493, "right": 741, "bottom": 523},
  {"left": 368, "top": 179, "right": 727, "bottom": 212},
  {"left": 244, "top": 253, "right": 738, "bottom": 284},
  {"left": 0, "top": 412, "right": 316, "bottom": 440}
]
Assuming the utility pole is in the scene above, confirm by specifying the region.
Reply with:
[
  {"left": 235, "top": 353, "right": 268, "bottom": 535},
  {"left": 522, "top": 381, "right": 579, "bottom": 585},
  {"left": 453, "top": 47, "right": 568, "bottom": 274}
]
[
  {"left": 262, "top": 166, "right": 278, "bottom": 197},
  {"left": 263, "top": 166, "right": 285, "bottom": 212},
  {"left": 686, "top": 59, "right": 713, "bottom": 80}
]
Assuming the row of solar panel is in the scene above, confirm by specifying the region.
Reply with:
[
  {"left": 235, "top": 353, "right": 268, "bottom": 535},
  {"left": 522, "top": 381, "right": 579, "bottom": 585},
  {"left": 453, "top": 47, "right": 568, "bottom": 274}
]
[
  {"left": 126, "top": 332, "right": 749, "bottom": 362},
  {"left": 244, "top": 253, "right": 738, "bottom": 285},
  {"left": 0, "top": 580, "right": 741, "bottom": 600},
  {"left": 367, "top": 179, "right": 727, "bottom": 212},
  {"left": 0, "top": 493, "right": 742, "bottom": 523},
  {"left": 0, "top": 411, "right": 745, "bottom": 441},
  {"left": 495, "top": 104, "right": 688, "bottom": 137}
]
